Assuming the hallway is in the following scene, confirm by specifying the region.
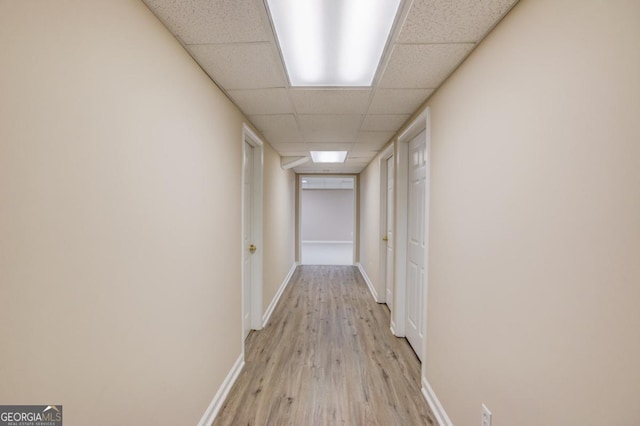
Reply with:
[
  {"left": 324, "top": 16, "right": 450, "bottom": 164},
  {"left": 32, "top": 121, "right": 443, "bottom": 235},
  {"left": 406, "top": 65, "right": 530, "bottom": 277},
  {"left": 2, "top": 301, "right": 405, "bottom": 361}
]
[
  {"left": 213, "top": 266, "right": 436, "bottom": 425},
  {"left": 2, "top": 1, "right": 639, "bottom": 425}
]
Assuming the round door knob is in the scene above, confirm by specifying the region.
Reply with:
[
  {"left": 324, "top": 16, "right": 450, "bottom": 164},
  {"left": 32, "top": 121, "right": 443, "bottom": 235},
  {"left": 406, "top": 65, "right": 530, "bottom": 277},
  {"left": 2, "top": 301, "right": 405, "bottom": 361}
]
[{"left": 249, "top": 244, "right": 257, "bottom": 253}]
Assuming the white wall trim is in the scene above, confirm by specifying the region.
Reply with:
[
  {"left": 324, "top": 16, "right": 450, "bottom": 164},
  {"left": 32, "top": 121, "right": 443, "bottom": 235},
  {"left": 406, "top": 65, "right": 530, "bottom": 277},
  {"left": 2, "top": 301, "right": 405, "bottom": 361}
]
[
  {"left": 262, "top": 262, "right": 297, "bottom": 327},
  {"left": 421, "top": 377, "right": 453, "bottom": 426},
  {"left": 198, "top": 354, "right": 245, "bottom": 426},
  {"left": 356, "top": 262, "right": 379, "bottom": 302}
]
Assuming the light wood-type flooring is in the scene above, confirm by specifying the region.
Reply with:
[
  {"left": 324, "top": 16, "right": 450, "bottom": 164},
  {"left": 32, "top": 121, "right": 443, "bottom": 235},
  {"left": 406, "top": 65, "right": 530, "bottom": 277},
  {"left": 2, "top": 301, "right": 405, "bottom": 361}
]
[{"left": 212, "top": 265, "right": 436, "bottom": 426}]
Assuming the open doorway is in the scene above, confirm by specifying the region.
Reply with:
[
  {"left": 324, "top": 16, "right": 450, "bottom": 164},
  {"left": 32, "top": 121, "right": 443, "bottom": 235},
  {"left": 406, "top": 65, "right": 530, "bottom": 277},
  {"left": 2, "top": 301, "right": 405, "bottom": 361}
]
[{"left": 299, "top": 176, "right": 356, "bottom": 265}]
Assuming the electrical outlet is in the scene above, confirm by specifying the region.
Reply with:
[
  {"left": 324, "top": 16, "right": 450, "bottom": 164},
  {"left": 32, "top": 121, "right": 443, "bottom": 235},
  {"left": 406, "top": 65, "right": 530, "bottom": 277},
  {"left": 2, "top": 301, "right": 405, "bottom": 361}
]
[{"left": 481, "top": 404, "right": 492, "bottom": 426}]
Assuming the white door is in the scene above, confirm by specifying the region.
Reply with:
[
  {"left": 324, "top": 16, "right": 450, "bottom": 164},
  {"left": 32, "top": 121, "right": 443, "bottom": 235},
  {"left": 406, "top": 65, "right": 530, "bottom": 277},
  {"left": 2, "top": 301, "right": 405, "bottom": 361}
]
[
  {"left": 242, "top": 141, "right": 253, "bottom": 339},
  {"left": 385, "top": 155, "right": 395, "bottom": 309},
  {"left": 406, "top": 130, "right": 427, "bottom": 361}
]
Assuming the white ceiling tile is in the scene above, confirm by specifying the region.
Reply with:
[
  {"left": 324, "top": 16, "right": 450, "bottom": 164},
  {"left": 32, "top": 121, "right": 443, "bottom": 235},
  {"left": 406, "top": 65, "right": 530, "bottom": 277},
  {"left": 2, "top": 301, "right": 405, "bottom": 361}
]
[
  {"left": 349, "top": 148, "right": 378, "bottom": 164},
  {"left": 352, "top": 140, "right": 391, "bottom": 153},
  {"left": 345, "top": 158, "right": 371, "bottom": 166},
  {"left": 350, "top": 145, "right": 379, "bottom": 154},
  {"left": 249, "top": 114, "right": 302, "bottom": 143},
  {"left": 355, "top": 140, "right": 387, "bottom": 151},
  {"left": 290, "top": 89, "right": 371, "bottom": 114},
  {"left": 369, "top": 89, "right": 434, "bottom": 114},
  {"left": 306, "top": 142, "right": 354, "bottom": 152},
  {"left": 349, "top": 146, "right": 379, "bottom": 158},
  {"left": 379, "top": 43, "right": 474, "bottom": 89},
  {"left": 298, "top": 115, "right": 362, "bottom": 143},
  {"left": 143, "top": 0, "right": 272, "bottom": 44},
  {"left": 227, "top": 89, "right": 293, "bottom": 115},
  {"left": 144, "top": 0, "right": 517, "bottom": 175},
  {"left": 189, "top": 43, "right": 287, "bottom": 89},
  {"left": 355, "top": 131, "right": 396, "bottom": 146},
  {"left": 269, "top": 143, "right": 308, "bottom": 156},
  {"left": 362, "top": 114, "right": 410, "bottom": 132},
  {"left": 398, "top": 0, "right": 518, "bottom": 43}
]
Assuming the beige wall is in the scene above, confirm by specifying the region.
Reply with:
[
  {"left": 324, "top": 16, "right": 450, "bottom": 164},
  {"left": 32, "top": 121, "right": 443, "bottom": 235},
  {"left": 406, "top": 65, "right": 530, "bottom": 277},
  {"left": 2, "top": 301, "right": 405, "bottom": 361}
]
[
  {"left": 359, "top": 0, "right": 640, "bottom": 424},
  {"left": 262, "top": 144, "right": 296, "bottom": 315},
  {"left": 358, "top": 158, "right": 382, "bottom": 299},
  {"left": 0, "top": 1, "right": 294, "bottom": 424},
  {"left": 422, "top": 0, "right": 640, "bottom": 424}
]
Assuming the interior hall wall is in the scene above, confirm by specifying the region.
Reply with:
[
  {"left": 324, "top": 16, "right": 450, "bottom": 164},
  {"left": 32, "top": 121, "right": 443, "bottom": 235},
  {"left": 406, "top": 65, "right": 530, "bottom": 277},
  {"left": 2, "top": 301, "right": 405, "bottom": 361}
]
[
  {"left": 358, "top": 157, "right": 383, "bottom": 299},
  {"left": 419, "top": 0, "right": 640, "bottom": 424},
  {"left": 262, "top": 144, "right": 296, "bottom": 315},
  {"left": 0, "top": 0, "right": 286, "bottom": 424}
]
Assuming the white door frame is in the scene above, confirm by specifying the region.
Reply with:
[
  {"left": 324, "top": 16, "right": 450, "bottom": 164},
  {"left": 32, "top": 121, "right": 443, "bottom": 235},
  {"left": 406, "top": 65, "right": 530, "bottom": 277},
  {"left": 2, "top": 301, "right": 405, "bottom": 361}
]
[
  {"left": 392, "top": 108, "right": 430, "bottom": 346},
  {"left": 378, "top": 144, "right": 395, "bottom": 304},
  {"left": 241, "top": 124, "right": 264, "bottom": 334}
]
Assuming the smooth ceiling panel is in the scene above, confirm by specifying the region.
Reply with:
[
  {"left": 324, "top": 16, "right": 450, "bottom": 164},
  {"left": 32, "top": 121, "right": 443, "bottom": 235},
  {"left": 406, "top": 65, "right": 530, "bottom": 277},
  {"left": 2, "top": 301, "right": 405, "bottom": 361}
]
[
  {"left": 379, "top": 43, "right": 474, "bottom": 89},
  {"left": 348, "top": 153, "right": 377, "bottom": 163},
  {"left": 355, "top": 131, "right": 396, "bottom": 146},
  {"left": 345, "top": 158, "right": 371, "bottom": 167},
  {"left": 298, "top": 115, "right": 362, "bottom": 142},
  {"left": 144, "top": 0, "right": 271, "bottom": 44},
  {"left": 362, "top": 114, "right": 410, "bottom": 131},
  {"left": 306, "top": 142, "right": 355, "bottom": 152},
  {"left": 270, "top": 143, "right": 309, "bottom": 156},
  {"left": 144, "top": 0, "right": 516, "bottom": 175},
  {"left": 369, "top": 89, "right": 434, "bottom": 114},
  {"left": 398, "top": 0, "right": 517, "bottom": 43},
  {"left": 249, "top": 114, "right": 302, "bottom": 143},
  {"left": 189, "top": 43, "right": 287, "bottom": 89},
  {"left": 350, "top": 145, "right": 380, "bottom": 157},
  {"left": 352, "top": 141, "right": 390, "bottom": 153},
  {"left": 227, "top": 88, "right": 293, "bottom": 115},
  {"left": 354, "top": 140, "right": 387, "bottom": 151},
  {"left": 290, "top": 89, "right": 371, "bottom": 114}
]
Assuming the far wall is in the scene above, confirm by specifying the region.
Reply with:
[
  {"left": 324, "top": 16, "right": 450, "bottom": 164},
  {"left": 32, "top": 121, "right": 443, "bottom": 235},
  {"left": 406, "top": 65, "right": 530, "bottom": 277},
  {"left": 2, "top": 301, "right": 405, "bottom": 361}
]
[{"left": 301, "top": 189, "right": 354, "bottom": 242}]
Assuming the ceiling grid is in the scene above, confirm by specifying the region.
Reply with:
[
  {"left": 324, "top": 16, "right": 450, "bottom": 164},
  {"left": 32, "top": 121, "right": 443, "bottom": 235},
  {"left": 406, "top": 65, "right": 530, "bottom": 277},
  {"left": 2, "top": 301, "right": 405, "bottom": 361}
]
[{"left": 143, "top": 0, "right": 519, "bottom": 173}]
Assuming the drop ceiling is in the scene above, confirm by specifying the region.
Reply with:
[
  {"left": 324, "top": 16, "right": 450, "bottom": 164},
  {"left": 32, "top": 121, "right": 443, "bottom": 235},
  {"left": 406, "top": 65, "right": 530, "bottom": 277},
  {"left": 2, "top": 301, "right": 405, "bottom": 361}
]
[{"left": 143, "top": 0, "right": 519, "bottom": 174}]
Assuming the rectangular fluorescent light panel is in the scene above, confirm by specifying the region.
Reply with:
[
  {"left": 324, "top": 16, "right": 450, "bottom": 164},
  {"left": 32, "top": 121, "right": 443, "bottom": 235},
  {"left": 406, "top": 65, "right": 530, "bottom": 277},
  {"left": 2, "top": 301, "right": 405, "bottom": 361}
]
[
  {"left": 267, "top": 0, "right": 401, "bottom": 86},
  {"left": 310, "top": 151, "right": 348, "bottom": 163}
]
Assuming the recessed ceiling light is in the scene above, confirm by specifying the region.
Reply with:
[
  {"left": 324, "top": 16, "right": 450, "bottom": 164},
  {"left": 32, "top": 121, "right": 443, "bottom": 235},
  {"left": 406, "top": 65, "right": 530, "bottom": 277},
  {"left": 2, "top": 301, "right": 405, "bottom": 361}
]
[
  {"left": 310, "top": 151, "right": 348, "bottom": 163},
  {"left": 267, "top": 0, "right": 401, "bottom": 87}
]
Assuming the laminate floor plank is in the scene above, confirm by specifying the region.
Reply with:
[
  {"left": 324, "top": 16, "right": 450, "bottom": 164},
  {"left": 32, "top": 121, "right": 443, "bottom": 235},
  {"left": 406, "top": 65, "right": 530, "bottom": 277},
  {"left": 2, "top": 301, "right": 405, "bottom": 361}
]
[{"left": 212, "top": 265, "right": 436, "bottom": 426}]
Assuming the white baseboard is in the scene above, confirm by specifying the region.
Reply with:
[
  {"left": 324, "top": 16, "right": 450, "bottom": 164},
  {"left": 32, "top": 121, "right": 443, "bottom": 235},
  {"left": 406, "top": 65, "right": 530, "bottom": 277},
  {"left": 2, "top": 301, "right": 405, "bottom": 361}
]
[
  {"left": 421, "top": 376, "right": 453, "bottom": 426},
  {"left": 262, "top": 262, "right": 297, "bottom": 327},
  {"left": 356, "top": 263, "right": 379, "bottom": 302},
  {"left": 198, "top": 354, "right": 245, "bottom": 426}
]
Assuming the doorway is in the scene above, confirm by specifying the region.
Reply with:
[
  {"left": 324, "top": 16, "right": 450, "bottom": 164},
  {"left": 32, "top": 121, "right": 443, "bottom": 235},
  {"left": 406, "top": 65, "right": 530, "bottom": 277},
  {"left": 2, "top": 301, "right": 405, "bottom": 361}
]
[
  {"left": 379, "top": 145, "right": 395, "bottom": 309},
  {"left": 405, "top": 129, "right": 427, "bottom": 360},
  {"left": 299, "top": 176, "right": 356, "bottom": 265},
  {"left": 242, "top": 124, "right": 264, "bottom": 339},
  {"left": 393, "top": 109, "right": 430, "bottom": 362}
]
